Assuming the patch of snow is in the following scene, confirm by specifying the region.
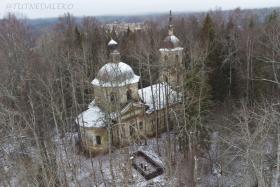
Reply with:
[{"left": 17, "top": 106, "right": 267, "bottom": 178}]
[
  {"left": 92, "top": 62, "right": 140, "bottom": 87},
  {"left": 4, "top": 131, "right": 178, "bottom": 187},
  {"left": 77, "top": 100, "right": 121, "bottom": 128},
  {"left": 159, "top": 47, "right": 184, "bottom": 52},
  {"left": 162, "top": 34, "right": 180, "bottom": 48},
  {"left": 108, "top": 39, "right": 117, "bottom": 46},
  {"left": 209, "top": 131, "right": 219, "bottom": 161},
  {"left": 212, "top": 163, "right": 222, "bottom": 177},
  {"left": 138, "top": 149, "right": 164, "bottom": 168},
  {"left": 76, "top": 101, "right": 106, "bottom": 128},
  {"left": 170, "top": 35, "right": 179, "bottom": 43},
  {"left": 264, "top": 139, "right": 273, "bottom": 154},
  {"left": 139, "top": 82, "right": 180, "bottom": 113}
]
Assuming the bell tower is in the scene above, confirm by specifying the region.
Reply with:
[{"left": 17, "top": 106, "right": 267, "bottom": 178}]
[{"left": 159, "top": 10, "right": 184, "bottom": 90}]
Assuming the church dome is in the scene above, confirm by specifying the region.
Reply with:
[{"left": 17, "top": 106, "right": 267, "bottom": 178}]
[
  {"left": 108, "top": 39, "right": 118, "bottom": 50},
  {"left": 161, "top": 10, "right": 181, "bottom": 49},
  {"left": 163, "top": 34, "right": 180, "bottom": 48},
  {"left": 92, "top": 62, "right": 140, "bottom": 87}
]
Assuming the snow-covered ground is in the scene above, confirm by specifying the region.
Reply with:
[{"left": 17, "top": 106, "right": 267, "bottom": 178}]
[
  {"left": 2, "top": 105, "right": 277, "bottom": 186},
  {"left": 55, "top": 133, "right": 175, "bottom": 187},
  {"left": 0, "top": 131, "right": 185, "bottom": 186}
]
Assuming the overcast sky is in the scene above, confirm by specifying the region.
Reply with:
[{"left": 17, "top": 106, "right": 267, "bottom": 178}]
[{"left": 0, "top": 0, "right": 279, "bottom": 19}]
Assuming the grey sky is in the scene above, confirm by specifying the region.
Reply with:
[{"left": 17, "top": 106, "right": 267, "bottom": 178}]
[{"left": 0, "top": 0, "right": 279, "bottom": 19}]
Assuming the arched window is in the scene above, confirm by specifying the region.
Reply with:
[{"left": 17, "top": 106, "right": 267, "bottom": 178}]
[
  {"left": 126, "top": 89, "right": 132, "bottom": 101},
  {"left": 110, "top": 92, "right": 117, "bottom": 103},
  {"left": 175, "top": 54, "right": 179, "bottom": 63},
  {"left": 130, "top": 125, "right": 134, "bottom": 136},
  {"left": 139, "top": 121, "right": 143, "bottom": 130},
  {"left": 96, "top": 136, "right": 101, "bottom": 145},
  {"left": 164, "top": 55, "right": 168, "bottom": 62}
]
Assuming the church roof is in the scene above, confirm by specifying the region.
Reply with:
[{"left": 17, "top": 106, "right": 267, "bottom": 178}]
[
  {"left": 92, "top": 62, "right": 140, "bottom": 87},
  {"left": 163, "top": 34, "right": 180, "bottom": 48},
  {"left": 75, "top": 100, "right": 107, "bottom": 128},
  {"left": 139, "top": 82, "right": 180, "bottom": 114},
  {"left": 108, "top": 39, "right": 118, "bottom": 50},
  {"left": 159, "top": 47, "right": 183, "bottom": 52},
  {"left": 76, "top": 100, "right": 144, "bottom": 128},
  {"left": 76, "top": 83, "right": 180, "bottom": 128},
  {"left": 108, "top": 39, "right": 117, "bottom": 46}
]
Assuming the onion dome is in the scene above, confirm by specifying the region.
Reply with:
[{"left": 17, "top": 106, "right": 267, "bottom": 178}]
[
  {"left": 92, "top": 38, "right": 140, "bottom": 87},
  {"left": 92, "top": 62, "right": 140, "bottom": 87},
  {"left": 162, "top": 10, "right": 180, "bottom": 49},
  {"left": 108, "top": 39, "right": 118, "bottom": 50},
  {"left": 163, "top": 35, "right": 180, "bottom": 48},
  {"left": 107, "top": 38, "right": 121, "bottom": 63}
]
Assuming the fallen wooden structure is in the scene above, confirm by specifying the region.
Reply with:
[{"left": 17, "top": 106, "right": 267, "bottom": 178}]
[{"left": 131, "top": 151, "right": 164, "bottom": 180}]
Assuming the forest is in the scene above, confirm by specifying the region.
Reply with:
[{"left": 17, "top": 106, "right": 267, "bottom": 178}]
[{"left": 0, "top": 7, "right": 280, "bottom": 187}]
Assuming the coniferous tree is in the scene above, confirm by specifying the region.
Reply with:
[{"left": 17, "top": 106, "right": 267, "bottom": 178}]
[{"left": 201, "top": 13, "right": 229, "bottom": 101}]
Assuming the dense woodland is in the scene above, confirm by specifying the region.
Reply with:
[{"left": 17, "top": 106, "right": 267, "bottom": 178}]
[{"left": 0, "top": 8, "right": 280, "bottom": 186}]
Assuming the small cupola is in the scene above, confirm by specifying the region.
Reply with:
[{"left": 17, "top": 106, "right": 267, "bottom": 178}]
[
  {"left": 108, "top": 39, "right": 120, "bottom": 63},
  {"left": 163, "top": 10, "right": 180, "bottom": 49}
]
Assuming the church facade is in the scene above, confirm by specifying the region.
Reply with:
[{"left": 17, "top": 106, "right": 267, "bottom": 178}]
[{"left": 75, "top": 12, "right": 185, "bottom": 155}]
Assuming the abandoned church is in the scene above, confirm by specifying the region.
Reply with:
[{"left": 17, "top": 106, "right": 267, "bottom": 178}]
[{"left": 75, "top": 12, "right": 185, "bottom": 155}]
